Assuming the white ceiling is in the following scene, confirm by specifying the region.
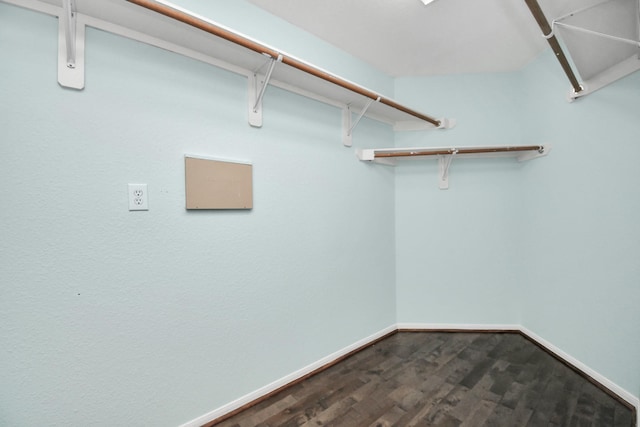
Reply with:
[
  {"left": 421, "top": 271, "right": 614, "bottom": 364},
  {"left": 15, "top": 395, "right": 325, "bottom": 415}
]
[{"left": 246, "top": 0, "right": 602, "bottom": 77}]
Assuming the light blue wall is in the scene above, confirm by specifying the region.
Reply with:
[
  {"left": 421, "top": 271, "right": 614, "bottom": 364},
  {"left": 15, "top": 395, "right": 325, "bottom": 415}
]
[
  {"left": 395, "top": 53, "right": 640, "bottom": 399},
  {"left": 520, "top": 50, "right": 640, "bottom": 398},
  {"left": 394, "top": 72, "right": 528, "bottom": 324},
  {"left": 0, "top": 4, "right": 395, "bottom": 426}
]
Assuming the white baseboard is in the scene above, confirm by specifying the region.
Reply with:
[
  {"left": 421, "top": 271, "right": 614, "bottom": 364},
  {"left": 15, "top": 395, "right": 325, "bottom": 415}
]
[
  {"left": 181, "top": 323, "right": 638, "bottom": 427},
  {"left": 396, "top": 322, "right": 521, "bottom": 332},
  {"left": 179, "top": 324, "right": 397, "bottom": 427}
]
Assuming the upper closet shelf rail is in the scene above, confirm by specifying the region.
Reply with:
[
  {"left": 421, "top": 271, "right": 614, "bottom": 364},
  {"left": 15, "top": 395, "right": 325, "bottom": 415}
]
[
  {"left": 1, "top": 0, "right": 454, "bottom": 148},
  {"left": 125, "top": 0, "right": 455, "bottom": 144}
]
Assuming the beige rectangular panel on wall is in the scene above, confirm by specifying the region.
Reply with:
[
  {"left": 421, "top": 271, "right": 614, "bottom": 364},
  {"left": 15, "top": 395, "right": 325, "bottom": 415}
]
[{"left": 185, "top": 156, "right": 253, "bottom": 210}]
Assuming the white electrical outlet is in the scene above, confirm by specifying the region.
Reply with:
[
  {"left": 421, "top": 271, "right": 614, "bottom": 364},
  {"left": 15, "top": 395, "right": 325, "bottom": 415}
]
[{"left": 128, "top": 184, "right": 148, "bottom": 211}]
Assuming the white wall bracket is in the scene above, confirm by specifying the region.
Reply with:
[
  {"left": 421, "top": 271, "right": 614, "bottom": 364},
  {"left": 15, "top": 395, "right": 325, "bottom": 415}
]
[
  {"left": 341, "top": 107, "right": 352, "bottom": 147},
  {"left": 58, "top": 0, "right": 85, "bottom": 89},
  {"left": 342, "top": 97, "right": 380, "bottom": 147},
  {"left": 248, "top": 54, "right": 282, "bottom": 128},
  {"left": 438, "top": 151, "right": 457, "bottom": 190}
]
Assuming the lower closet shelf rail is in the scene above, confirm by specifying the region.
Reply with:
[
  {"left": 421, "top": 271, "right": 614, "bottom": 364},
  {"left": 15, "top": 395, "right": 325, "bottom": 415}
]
[{"left": 355, "top": 144, "right": 551, "bottom": 190}]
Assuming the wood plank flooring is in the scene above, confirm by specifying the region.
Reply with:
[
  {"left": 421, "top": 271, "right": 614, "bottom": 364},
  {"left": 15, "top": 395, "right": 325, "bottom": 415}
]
[{"left": 212, "top": 332, "right": 636, "bottom": 427}]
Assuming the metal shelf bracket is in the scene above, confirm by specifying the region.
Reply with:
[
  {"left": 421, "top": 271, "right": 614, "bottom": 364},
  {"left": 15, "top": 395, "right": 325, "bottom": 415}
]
[
  {"left": 248, "top": 54, "right": 282, "bottom": 128},
  {"left": 58, "top": 0, "right": 85, "bottom": 89},
  {"left": 342, "top": 97, "right": 380, "bottom": 147}
]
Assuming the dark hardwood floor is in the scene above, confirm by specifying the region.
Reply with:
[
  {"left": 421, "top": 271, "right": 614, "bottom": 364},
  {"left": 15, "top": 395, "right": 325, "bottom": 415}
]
[{"left": 212, "top": 332, "right": 635, "bottom": 426}]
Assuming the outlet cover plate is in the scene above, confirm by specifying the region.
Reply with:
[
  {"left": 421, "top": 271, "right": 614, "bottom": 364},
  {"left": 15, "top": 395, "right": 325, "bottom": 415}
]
[{"left": 128, "top": 184, "right": 148, "bottom": 211}]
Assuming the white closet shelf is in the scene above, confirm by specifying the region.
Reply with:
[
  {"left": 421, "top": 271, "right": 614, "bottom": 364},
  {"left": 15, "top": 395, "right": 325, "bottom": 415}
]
[
  {"left": 124, "top": 0, "right": 455, "bottom": 142},
  {"left": 2, "top": 0, "right": 454, "bottom": 145},
  {"left": 525, "top": 0, "right": 640, "bottom": 100},
  {"left": 356, "top": 144, "right": 550, "bottom": 189}
]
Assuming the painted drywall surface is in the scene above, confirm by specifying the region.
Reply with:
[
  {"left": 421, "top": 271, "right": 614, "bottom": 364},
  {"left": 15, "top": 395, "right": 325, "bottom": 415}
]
[
  {"left": 0, "top": 4, "right": 395, "bottom": 426},
  {"left": 393, "top": 72, "right": 529, "bottom": 324},
  {"left": 169, "top": 0, "right": 394, "bottom": 97},
  {"left": 394, "top": 50, "right": 639, "bottom": 400},
  {"left": 519, "top": 50, "right": 640, "bottom": 398}
]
